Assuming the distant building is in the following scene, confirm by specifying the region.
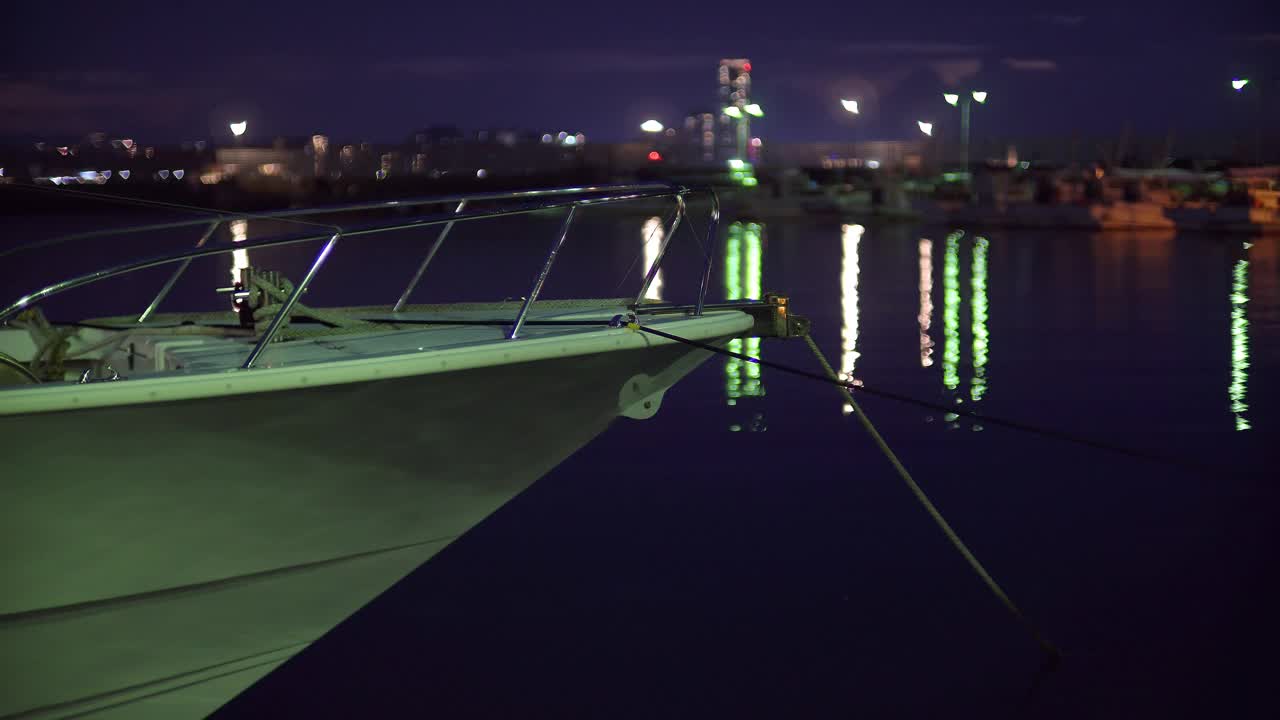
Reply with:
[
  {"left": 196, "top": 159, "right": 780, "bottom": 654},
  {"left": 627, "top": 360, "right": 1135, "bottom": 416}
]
[
  {"left": 717, "top": 58, "right": 752, "bottom": 162},
  {"left": 684, "top": 111, "right": 717, "bottom": 165},
  {"left": 766, "top": 140, "right": 926, "bottom": 170}
]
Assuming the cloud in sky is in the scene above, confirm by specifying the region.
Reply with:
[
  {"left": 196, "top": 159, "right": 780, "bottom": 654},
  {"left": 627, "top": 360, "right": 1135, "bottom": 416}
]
[
  {"left": 929, "top": 59, "right": 982, "bottom": 87},
  {"left": 840, "top": 41, "right": 988, "bottom": 56},
  {"left": 1040, "top": 14, "right": 1085, "bottom": 27},
  {"left": 1003, "top": 58, "right": 1059, "bottom": 71},
  {"left": 378, "top": 52, "right": 709, "bottom": 77}
]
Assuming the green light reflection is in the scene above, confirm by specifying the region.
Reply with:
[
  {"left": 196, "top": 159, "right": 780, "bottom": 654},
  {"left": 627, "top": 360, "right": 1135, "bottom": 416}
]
[
  {"left": 942, "top": 232, "right": 961, "bottom": 391},
  {"left": 970, "top": 236, "right": 989, "bottom": 402},
  {"left": 724, "top": 222, "right": 765, "bottom": 407},
  {"left": 1230, "top": 259, "right": 1250, "bottom": 431}
]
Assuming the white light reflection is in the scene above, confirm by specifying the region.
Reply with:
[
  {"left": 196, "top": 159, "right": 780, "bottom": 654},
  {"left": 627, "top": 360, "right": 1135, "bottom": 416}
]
[
  {"left": 641, "top": 216, "right": 665, "bottom": 301},
  {"left": 1230, "top": 259, "right": 1250, "bottom": 430},
  {"left": 918, "top": 238, "right": 934, "bottom": 367},
  {"left": 840, "top": 223, "right": 864, "bottom": 414}
]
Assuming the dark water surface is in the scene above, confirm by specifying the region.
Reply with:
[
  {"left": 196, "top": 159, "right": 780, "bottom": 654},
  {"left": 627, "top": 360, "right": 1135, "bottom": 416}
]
[{"left": 7, "top": 204, "right": 1278, "bottom": 717}]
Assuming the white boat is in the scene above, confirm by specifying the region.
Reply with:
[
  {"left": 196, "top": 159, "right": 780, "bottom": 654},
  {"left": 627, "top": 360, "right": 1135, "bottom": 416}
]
[{"left": 0, "top": 184, "right": 798, "bottom": 718}]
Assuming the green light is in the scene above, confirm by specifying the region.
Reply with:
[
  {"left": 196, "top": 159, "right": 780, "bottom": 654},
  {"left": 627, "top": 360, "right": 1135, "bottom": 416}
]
[
  {"left": 741, "top": 176, "right": 759, "bottom": 187},
  {"left": 744, "top": 103, "right": 763, "bottom": 117},
  {"left": 723, "top": 106, "right": 743, "bottom": 118},
  {"left": 970, "top": 236, "right": 989, "bottom": 402},
  {"left": 942, "top": 231, "right": 961, "bottom": 391},
  {"left": 744, "top": 224, "right": 762, "bottom": 300},
  {"left": 724, "top": 223, "right": 743, "bottom": 402},
  {"left": 723, "top": 222, "right": 765, "bottom": 406},
  {"left": 1230, "top": 259, "right": 1250, "bottom": 430}
]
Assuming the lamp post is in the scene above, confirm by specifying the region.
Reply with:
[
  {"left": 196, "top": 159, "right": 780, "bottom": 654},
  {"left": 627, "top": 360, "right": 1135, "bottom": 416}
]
[
  {"left": 1231, "top": 78, "right": 1259, "bottom": 166},
  {"left": 229, "top": 121, "right": 247, "bottom": 147},
  {"left": 722, "top": 104, "right": 762, "bottom": 163},
  {"left": 943, "top": 90, "right": 987, "bottom": 174},
  {"left": 840, "top": 99, "right": 860, "bottom": 164},
  {"left": 918, "top": 121, "right": 938, "bottom": 173}
]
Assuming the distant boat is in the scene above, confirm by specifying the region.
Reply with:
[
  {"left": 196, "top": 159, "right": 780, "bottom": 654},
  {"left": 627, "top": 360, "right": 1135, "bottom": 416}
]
[{"left": 0, "top": 184, "right": 793, "bottom": 718}]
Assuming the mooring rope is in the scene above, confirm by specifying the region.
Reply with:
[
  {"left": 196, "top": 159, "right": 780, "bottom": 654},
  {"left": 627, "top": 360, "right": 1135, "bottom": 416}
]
[
  {"left": 631, "top": 321, "right": 1063, "bottom": 663},
  {"left": 800, "top": 333, "right": 1062, "bottom": 663}
]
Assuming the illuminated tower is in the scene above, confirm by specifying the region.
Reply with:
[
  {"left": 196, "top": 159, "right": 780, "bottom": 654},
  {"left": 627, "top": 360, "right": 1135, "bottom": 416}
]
[{"left": 717, "top": 58, "right": 752, "bottom": 161}]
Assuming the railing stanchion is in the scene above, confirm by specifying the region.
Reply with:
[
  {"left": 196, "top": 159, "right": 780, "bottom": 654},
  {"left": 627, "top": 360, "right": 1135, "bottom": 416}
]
[
  {"left": 634, "top": 193, "right": 685, "bottom": 307},
  {"left": 137, "top": 220, "right": 220, "bottom": 323},
  {"left": 242, "top": 232, "right": 341, "bottom": 369},
  {"left": 508, "top": 204, "right": 578, "bottom": 340},
  {"left": 394, "top": 199, "right": 467, "bottom": 312},
  {"left": 694, "top": 188, "right": 721, "bottom": 316}
]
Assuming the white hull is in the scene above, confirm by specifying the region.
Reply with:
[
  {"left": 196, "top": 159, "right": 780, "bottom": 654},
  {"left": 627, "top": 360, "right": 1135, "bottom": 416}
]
[{"left": 0, "top": 311, "right": 751, "bottom": 718}]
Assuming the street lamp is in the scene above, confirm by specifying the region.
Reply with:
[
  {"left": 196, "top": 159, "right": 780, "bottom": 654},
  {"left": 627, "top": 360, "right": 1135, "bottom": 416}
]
[
  {"left": 722, "top": 106, "right": 743, "bottom": 118},
  {"left": 640, "top": 119, "right": 664, "bottom": 133},
  {"left": 1229, "top": 78, "right": 1259, "bottom": 164},
  {"left": 744, "top": 103, "right": 764, "bottom": 117},
  {"left": 840, "top": 99, "right": 861, "bottom": 166},
  {"left": 942, "top": 90, "right": 989, "bottom": 173},
  {"left": 917, "top": 121, "right": 933, "bottom": 136},
  {"left": 229, "top": 121, "right": 247, "bottom": 137}
]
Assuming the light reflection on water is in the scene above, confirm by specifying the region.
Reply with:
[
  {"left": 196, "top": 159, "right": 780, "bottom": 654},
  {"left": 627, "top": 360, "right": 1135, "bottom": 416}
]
[
  {"left": 942, "top": 232, "right": 962, "bottom": 397},
  {"left": 840, "top": 223, "right": 862, "bottom": 415},
  {"left": 918, "top": 238, "right": 934, "bottom": 369},
  {"left": 723, "top": 221, "right": 765, "bottom": 432},
  {"left": 1230, "top": 258, "right": 1250, "bottom": 431},
  {"left": 640, "top": 216, "right": 664, "bottom": 301},
  {"left": 970, "top": 235, "right": 989, "bottom": 405}
]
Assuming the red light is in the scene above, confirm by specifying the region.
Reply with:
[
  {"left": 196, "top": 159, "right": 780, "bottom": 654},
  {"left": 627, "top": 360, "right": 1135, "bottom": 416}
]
[
  {"left": 648, "top": 151, "right": 661, "bottom": 161},
  {"left": 743, "top": 62, "right": 752, "bottom": 72}
]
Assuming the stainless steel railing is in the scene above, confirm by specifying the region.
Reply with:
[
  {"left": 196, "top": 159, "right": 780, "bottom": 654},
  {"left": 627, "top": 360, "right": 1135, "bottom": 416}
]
[{"left": 1, "top": 183, "right": 721, "bottom": 368}]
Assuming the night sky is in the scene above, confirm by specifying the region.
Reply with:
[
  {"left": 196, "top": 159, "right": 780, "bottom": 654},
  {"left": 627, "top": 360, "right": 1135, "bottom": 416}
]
[{"left": 4, "top": 1, "right": 1276, "bottom": 144}]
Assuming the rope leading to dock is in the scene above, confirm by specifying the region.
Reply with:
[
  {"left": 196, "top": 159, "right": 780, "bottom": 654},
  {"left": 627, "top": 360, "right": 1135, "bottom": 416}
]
[
  {"left": 636, "top": 323, "right": 1065, "bottom": 663},
  {"left": 800, "top": 333, "right": 1062, "bottom": 665}
]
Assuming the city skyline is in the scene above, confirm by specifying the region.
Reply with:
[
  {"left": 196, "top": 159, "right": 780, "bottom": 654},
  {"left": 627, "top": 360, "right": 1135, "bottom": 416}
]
[{"left": 4, "top": 2, "right": 1277, "bottom": 147}]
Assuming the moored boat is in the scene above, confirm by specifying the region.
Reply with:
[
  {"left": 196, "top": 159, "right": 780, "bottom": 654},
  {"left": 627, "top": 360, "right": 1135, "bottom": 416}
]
[{"left": 0, "top": 184, "right": 799, "bottom": 718}]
